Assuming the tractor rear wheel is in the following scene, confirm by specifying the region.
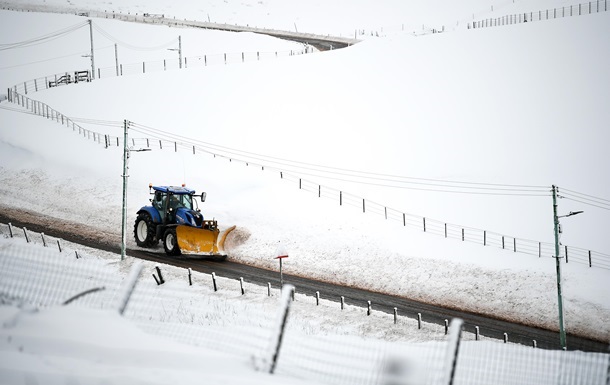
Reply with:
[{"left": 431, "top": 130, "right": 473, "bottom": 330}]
[
  {"left": 134, "top": 212, "right": 158, "bottom": 247},
  {"left": 163, "top": 228, "right": 181, "bottom": 256}
]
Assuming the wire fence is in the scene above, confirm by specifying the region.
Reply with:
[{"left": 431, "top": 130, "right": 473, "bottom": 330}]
[
  {"left": 470, "top": 0, "right": 608, "bottom": 29},
  {"left": 7, "top": 47, "right": 310, "bottom": 96},
  {"left": 6, "top": 88, "right": 106, "bottom": 146},
  {"left": 100, "top": 48, "right": 309, "bottom": 79},
  {"left": 5, "top": 87, "right": 610, "bottom": 271},
  {"left": 1, "top": 227, "right": 609, "bottom": 385}
]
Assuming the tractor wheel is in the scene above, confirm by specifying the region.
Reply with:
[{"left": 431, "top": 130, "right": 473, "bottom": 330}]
[
  {"left": 163, "top": 228, "right": 181, "bottom": 256},
  {"left": 134, "top": 212, "right": 158, "bottom": 248}
]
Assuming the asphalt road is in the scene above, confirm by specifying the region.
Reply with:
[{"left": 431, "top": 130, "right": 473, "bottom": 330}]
[{"left": 1, "top": 212, "right": 607, "bottom": 353}]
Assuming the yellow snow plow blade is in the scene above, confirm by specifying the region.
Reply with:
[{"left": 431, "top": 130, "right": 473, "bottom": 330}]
[{"left": 176, "top": 224, "right": 235, "bottom": 256}]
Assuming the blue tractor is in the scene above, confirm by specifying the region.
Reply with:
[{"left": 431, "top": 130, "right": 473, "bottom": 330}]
[{"left": 133, "top": 184, "right": 234, "bottom": 257}]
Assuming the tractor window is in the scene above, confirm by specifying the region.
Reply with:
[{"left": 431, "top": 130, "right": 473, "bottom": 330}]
[
  {"left": 153, "top": 192, "right": 166, "bottom": 211},
  {"left": 168, "top": 194, "right": 193, "bottom": 210},
  {"left": 180, "top": 195, "right": 193, "bottom": 210}
]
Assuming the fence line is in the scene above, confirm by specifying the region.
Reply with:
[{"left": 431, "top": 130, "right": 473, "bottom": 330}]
[
  {"left": 469, "top": 0, "right": 608, "bottom": 29},
  {"left": 6, "top": 88, "right": 104, "bottom": 147},
  {"left": 6, "top": 88, "right": 610, "bottom": 271},
  {"left": 8, "top": 47, "right": 310, "bottom": 96}
]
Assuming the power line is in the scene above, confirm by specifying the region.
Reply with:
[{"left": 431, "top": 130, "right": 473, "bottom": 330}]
[
  {"left": 68, "top": 117, "right": 123, "bottom": 127},
  {"left": 559, "top": 187, "right": 610, "bottom": 204},
  {"left": 556, "top": 186, "right": 610, "bottom": 211},
  {"left": 560, "top": 196, "right": 610, "bottom": 211},
  {"left": 0, "top": 21, "right": 88, "bottom": 51},
  {"left": 0, "top": 51, "right": 90, "bottom": 70},
  {"left": 0, "top": 105, "right": 36, "bottom": 116},
  {"left": 92, "top": 23, "right": 178, "bottom": 51},
  {"left": 129, "top": 122, "right": 549, "bottom": 196}
]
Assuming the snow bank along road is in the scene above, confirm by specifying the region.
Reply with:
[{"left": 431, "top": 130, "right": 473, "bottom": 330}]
[{"left": 1, "top": 211, "right": 607, "bottom": 353}]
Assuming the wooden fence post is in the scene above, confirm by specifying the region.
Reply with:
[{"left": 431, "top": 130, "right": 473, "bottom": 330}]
[{"left": 265, "top": 284, "right": 295, "bottom": 374}]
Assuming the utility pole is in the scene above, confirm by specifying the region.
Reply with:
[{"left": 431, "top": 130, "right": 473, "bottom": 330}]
[
  {"left": 120, "top": 121, "right": 151, "bottom": 261},
  {"left": 121, "top": 120, "right": 129, "bottom": 261},
  {"left": 88, "top": 19, "right": 96, "bottom": 79},
  {"left": 552, "top": 185, "right": 566, "bottom": 350},
  {"left": 178, "top": 35, "right": 183, "bottom": 69},
  {"left": 114, "top": 43, "right": 119, "bottom": 77}
]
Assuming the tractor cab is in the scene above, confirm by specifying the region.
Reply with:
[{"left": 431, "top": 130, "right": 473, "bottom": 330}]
[{"left": 150, "top": 185, "right": 205, "bottom": 224}]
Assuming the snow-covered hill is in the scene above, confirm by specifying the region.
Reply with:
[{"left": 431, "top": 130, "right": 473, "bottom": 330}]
[{"left": 1, "top": 0, "right": 609, "bottom": 348}]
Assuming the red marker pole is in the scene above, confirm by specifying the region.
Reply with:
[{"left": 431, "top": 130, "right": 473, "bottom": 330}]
[
  {"left": 276, "top": 255, "right": 288, "bottom": 287},
  {"left": 280, "top": 257, "right": 283, "bottom": 287},
  {"left": 275, "top": 244, "right": 289, "bottom": 288}
]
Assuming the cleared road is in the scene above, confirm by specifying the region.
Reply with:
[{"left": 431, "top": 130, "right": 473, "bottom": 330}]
[{"left": 1, "top": 212, "right": 607, "bottom": 353}]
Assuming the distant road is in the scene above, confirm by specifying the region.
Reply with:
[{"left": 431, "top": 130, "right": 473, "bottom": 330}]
[
  {"left": 0, "top": 3, "right": 360, "bottom": 51},
  {"left": 1, "top": 211, "right": 607, "bottom": 353}
]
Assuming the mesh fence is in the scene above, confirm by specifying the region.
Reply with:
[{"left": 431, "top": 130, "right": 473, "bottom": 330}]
[
  {"left": 0, "top": 232, "right": 122, "bottom": 309},
  {"left": 454, "top": 341, "right": 609, "bottom": 385},
  {"left": 1, "top": 225, "right": 609, "bottom": 385}
]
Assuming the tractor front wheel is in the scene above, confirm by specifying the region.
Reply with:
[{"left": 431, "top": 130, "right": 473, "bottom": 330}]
[
  {"left": 134, "top": 212, "right": 158, "bottom": 247},
  {"left": 163, "top": 228, "right": 181, "bottom": 256}
]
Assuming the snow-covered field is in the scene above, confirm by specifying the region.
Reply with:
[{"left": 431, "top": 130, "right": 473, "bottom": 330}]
[{"left": 1, "top": 0, "right": 609, "bottom": 383}]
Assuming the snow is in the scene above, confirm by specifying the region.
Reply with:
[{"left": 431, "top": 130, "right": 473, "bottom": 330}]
[
  {"left": 2, "top": 235, "right": 608, "bottom": 384},
  {"left": 1, "top": 0, "right": 609, "bottom": 383}
]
